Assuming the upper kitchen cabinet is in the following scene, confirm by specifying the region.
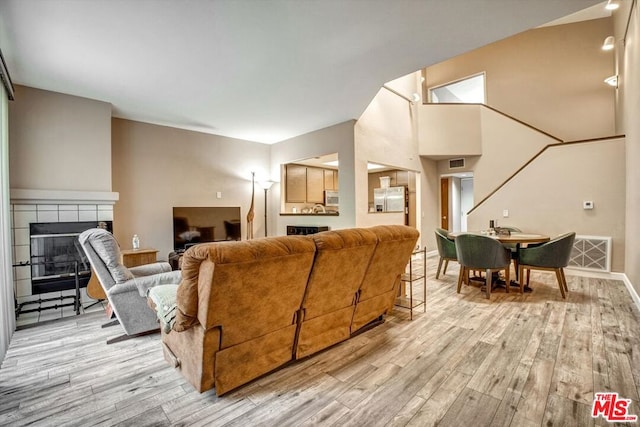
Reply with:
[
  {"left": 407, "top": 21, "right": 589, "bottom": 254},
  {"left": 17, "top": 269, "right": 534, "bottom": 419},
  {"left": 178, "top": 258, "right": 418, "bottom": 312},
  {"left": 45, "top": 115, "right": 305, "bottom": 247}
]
[
  {"left": 285, "top": 163, "right": 339, "bottom": 203},
  {"left": 286, "top": 164, "right": 307, "bottom": 203},
  {"left": 306, "top": 167, "right": 325, "bottom": 204},
  {"left": 324, "top": 169, "right": 338, "bottom": 191}
]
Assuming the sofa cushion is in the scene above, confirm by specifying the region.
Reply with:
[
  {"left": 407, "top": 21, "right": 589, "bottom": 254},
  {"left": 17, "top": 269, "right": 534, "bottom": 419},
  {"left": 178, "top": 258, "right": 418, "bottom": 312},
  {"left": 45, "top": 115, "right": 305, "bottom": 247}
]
[
  {"left": 90, "top": 230, "right": 134, "bottom": 283},
  {"left": 174, "top": 235, "right": 316, "bottom": 337}
]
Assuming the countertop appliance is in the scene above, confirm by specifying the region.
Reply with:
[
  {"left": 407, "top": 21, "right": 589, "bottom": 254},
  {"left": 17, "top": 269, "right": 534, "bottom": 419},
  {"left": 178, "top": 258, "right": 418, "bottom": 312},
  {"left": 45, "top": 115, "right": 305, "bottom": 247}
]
[
  {"left": 325, "top": 190, "right": 339, "bottom": 207},
  {"left": 286, "top": 225, "right": 329, "bottom": 235}
]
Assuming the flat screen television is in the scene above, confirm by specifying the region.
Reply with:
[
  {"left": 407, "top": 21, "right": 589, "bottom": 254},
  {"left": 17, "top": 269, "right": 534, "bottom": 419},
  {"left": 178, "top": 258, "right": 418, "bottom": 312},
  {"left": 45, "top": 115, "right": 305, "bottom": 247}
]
[{"left": 173, "top": 206, "right": 241, "bottom": 251}]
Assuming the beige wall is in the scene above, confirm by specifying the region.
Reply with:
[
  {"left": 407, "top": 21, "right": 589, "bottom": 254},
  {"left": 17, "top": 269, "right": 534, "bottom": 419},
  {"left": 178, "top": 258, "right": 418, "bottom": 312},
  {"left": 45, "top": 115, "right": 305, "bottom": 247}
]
[
  {"left": 623, "top": 2, "right": 640, "bottom": 292},
  {"left": 468, "top": 138, "right": 626, "bottom": 272},
  {"left": 419, "top": 104, "right": 482, "bottom": 157},
  {"left": 424, "top": 18, "right": 616, "bottom": 142},
  {"left": 9, "top": 86, "right": 112, "bottom": 191},
  {"left": 420, "top": 156, "right": 440, "bottom": 250},
  {"left": 474, "top": 108, "right": 558, "bottom": 200},
  {"left": 112, "top": 119, "right": 270, "bottom": 259},
  {"left": 425, "top": 105, "right": 557, "bottom": 202},
  {"left": 355, "top": 72, "right": 428, "bottom": 248},
  {"left": 270, "top": 120, "right": 357, "bottom": 235}
]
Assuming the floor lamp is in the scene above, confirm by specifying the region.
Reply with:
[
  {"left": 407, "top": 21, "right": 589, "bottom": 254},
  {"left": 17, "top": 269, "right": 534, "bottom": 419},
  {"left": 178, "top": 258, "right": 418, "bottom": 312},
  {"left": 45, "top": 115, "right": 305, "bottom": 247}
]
[{"left": 259, "top": 180, "right": 274, "bottom": 237}]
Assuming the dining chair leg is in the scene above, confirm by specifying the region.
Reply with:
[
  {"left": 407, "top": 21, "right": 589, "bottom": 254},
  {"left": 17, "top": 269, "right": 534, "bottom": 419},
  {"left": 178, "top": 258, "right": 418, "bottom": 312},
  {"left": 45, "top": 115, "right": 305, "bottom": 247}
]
[
  {"left": 526, "top": 268, "right": 531, "bottom": 286},
  {"left": 504, "top": 265, "right": 510, "bottom": 294},
  {"left": 518, "top": 265, "right": 525, "bottom": 294},
  {"left": 485, "top": 268, "right": 492, "bottom": 299},
  {"left": 457, "top": 265, "right": 465, "bottom": 293},
  {"left": 560, "top": 268, "right": 569, "bottom": 293},
  {"left": 555, "top": 268, "right": 566, "bottom": 299},
  {"left": 436, "top": 257, "right": 444, "bottom": 279},
  {"left": 443, "top": 259, "right": 449, "bottom": 276}
]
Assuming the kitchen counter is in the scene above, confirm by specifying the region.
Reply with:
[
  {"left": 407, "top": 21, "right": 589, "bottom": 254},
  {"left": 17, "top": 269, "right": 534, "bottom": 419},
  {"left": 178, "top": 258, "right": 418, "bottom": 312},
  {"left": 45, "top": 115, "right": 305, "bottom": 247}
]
[{"left": 280, "top": 212, "right": 339, "bottom": 216}]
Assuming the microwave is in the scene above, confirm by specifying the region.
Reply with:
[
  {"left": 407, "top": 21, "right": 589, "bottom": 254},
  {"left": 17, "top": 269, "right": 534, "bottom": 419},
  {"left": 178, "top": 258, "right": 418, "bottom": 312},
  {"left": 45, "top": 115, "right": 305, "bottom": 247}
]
[{"left": 325, "top": 190, "right": 339, "bottom": 206}]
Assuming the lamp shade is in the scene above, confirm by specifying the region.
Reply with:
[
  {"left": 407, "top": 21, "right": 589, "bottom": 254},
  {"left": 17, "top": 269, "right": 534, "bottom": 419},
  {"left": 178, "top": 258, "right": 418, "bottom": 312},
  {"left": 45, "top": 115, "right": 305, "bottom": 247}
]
[
  {"left": 602, "top": 36, "right": 615, "bottom": 51},
  {"left": 259, "top": 180, "right": 274, "bottom": 190}
]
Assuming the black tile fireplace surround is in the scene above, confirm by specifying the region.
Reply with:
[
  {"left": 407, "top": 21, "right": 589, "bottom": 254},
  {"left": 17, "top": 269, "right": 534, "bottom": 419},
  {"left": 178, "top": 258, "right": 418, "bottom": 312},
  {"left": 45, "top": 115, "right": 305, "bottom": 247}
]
[{"left": 28, "top": 220, "right": 113, "bottom": 295}]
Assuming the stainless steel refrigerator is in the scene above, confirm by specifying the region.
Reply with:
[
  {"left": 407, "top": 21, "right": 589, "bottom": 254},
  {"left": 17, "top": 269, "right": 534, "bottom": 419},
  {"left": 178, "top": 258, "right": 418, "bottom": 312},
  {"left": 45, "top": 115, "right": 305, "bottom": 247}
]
[{"left": 373, "top": 186, "right": 406, "bottom": 212}]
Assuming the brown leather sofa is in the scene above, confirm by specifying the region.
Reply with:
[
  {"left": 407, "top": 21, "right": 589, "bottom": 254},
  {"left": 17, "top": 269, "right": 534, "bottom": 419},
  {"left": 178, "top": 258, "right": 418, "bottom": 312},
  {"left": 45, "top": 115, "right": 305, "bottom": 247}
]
[{"left": 153, "top": 225, "right": 419, "bottom": 396}]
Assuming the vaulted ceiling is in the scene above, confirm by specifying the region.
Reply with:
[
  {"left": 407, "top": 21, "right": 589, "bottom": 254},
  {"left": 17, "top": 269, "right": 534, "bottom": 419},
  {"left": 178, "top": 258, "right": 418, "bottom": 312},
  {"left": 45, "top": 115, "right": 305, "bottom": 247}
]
[{"left": 0, "top": 0, "right": 603, "bottom": 143}]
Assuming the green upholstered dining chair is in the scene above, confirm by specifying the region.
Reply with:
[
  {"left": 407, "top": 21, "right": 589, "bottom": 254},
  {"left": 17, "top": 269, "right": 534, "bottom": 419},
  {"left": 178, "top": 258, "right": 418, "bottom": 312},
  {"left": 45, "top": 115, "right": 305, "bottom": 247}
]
[
  {"left": 454, "top": 233, "right": 512, "bottom": 299},
  {"left": 517, "top": 232, "right": 576, "bottom": 299},
  {"left": 435, "top": 228, "right": 457, "bottom": 279}
]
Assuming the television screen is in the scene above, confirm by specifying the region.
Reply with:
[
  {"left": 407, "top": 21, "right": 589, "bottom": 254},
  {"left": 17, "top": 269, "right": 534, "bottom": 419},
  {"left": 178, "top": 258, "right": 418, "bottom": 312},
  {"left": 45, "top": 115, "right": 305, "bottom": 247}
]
[{"left": 173, "top": 206, "right": 241, "bottom": 251}]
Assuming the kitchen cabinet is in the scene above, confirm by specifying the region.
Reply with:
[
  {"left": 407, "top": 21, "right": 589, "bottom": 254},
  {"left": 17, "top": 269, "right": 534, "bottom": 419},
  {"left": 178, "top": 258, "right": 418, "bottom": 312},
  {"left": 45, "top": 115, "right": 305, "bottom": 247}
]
[
  {"left": 285, "top": 164, "right": 339, "bottom": 204},
  {"left": 395, "top": 170, "right": 409, "bottom": 186},
  {"left": 306, "top": 167, "right": 325, "bottom": 203},
  {"left": 323, "top": 169, "right": 339, "bottom": 191},
  {"left": 286, "top": 164, "right": 307, "bottom": 203}
]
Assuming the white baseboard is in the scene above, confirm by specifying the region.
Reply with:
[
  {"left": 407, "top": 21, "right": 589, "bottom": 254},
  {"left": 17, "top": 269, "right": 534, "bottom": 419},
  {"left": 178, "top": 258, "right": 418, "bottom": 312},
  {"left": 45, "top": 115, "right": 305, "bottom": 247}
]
[
  {"left": 561, "top": 268, "right": 640, "bottom": 312},
  {"left": 620, "top": 273, "right": 640, "bottom": 312}
]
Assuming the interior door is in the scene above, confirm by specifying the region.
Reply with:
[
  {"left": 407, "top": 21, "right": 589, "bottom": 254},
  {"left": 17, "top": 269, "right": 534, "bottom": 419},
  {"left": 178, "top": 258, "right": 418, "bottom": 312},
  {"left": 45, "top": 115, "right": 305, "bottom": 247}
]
[{"left": 440, "top": 178, "right": 449, "bottom": 230}]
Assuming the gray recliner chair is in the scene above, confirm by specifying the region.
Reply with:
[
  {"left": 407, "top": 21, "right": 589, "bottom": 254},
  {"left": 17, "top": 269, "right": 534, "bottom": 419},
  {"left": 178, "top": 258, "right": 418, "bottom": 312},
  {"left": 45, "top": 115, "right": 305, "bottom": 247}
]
[{"left": 79, "top": 228, "right": 182, "bottom": 344}]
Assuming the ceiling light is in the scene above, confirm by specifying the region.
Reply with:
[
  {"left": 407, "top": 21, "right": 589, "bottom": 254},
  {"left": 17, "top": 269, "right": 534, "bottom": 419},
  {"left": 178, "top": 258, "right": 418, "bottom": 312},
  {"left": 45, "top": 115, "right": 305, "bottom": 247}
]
[
  {"left": 605, "top": 0, "right": 620, "bottom": 10},
  {"left": 602, "top": 36, "right": 615, "bottom": 50},
  {"left": 367, "top": 163, "right": 386, "bottom": 170},
  {"left": 604, "top": 75, "right": 618, "bottom": 87}
]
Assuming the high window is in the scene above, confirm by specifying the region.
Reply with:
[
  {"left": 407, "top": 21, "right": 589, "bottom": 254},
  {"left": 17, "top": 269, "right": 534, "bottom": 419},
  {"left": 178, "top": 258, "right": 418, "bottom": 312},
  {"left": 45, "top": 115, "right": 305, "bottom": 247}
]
[{"left": 429, "top": 73, "right": 485, "bottom": 104}]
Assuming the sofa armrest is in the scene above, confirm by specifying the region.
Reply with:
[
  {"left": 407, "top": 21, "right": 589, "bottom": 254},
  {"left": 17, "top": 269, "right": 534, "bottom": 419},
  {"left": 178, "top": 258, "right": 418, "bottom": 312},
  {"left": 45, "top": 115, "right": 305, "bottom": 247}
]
[
  {"left": 147, "top": 284, "right": 179, "bottom": 333},
  {"left": 109, "top": 270, "right": 182, "bottom": 297},
  {"left": 129, "top": 262, "right": 172, "bottom": 277}
]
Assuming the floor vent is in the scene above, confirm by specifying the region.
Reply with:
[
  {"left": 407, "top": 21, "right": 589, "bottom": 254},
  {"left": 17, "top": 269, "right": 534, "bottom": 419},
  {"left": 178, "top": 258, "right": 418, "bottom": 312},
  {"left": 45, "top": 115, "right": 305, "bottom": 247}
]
[
  {"left": 449, "top": 158, "right": 465, "bottom": 169},
  {"left": 568, "top": 235, "right": 611, "bottom": 272}
]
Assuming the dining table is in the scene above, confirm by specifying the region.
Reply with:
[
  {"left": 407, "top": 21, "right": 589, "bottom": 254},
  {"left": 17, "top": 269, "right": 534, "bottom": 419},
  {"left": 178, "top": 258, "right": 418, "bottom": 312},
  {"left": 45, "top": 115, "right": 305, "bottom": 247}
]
[
  {"left": 448, "top": 231, "right": 550, "bottom": 246},
  {"left": 448, "top": 231, "right": 551, "bottom": 293}
]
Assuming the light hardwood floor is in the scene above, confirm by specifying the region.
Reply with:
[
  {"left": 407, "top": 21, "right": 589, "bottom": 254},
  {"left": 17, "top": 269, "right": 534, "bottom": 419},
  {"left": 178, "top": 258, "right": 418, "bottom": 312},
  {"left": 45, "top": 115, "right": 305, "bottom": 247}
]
[{"left": 1, "top": 257, "right": 639, "bottom": 427}]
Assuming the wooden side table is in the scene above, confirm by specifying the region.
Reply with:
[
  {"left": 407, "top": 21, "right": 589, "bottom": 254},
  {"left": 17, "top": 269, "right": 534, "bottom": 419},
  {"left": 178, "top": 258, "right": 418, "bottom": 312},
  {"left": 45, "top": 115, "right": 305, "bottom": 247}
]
[{"left": 120, "top": 248, "right": 158, "bottom": 268}]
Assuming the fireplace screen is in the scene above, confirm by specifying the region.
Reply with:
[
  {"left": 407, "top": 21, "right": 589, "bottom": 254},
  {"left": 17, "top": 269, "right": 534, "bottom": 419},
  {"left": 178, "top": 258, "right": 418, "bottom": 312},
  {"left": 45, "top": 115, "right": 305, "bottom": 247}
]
[{"left": 29, "top": 221, "right": 112, "bottom": 294}]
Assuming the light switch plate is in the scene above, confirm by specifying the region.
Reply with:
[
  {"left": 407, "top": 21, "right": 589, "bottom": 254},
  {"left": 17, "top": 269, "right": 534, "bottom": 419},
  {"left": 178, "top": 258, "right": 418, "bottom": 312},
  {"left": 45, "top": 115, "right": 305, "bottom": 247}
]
[
  {"left": 583, "top": 200, "right": 594, "bottom": 209},
  {"left": 216, "top": 191, "right": 222, "bottom": 199},
  {"left": 503, "top": 209, "right": 509, "bottom": 217}
]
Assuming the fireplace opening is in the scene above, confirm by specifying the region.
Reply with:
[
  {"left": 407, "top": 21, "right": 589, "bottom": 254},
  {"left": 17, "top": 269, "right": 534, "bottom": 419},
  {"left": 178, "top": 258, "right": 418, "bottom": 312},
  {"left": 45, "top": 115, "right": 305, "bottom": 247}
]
[{"left": 29, "top": 221, "right": 113, "bottom": 294}]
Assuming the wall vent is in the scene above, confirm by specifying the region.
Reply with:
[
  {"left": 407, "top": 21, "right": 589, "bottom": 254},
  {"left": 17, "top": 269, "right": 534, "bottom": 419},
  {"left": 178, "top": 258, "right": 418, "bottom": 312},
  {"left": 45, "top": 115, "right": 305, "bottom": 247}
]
[
  {"left": 449, "top": 158, "right": 465, "bottom": 169},
  {"left": 568, "top": 235, "right": 611, "bottom": 272}
]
